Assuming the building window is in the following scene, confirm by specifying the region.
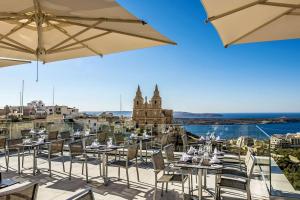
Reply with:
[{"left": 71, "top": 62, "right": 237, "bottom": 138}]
[{"left": 136, "top": 101, "right": 139, "bottom": 105}]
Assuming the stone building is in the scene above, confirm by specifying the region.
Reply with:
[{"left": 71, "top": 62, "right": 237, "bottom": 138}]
[{"left": 132, "top": 85, "right": 173, "bottom": 127}]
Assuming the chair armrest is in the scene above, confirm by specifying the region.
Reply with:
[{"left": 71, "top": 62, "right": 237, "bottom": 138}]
[{"left": 219, "top": 168, "right": 247, "bottom": 178}]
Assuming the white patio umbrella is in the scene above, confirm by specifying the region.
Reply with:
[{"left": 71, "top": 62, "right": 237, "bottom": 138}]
[
  {"left": 201, "top": 0, "right": 300, "bottom": 47},
  {"left": 0, "top": 58, "right": 31, "bottom": 68},
  {"left": 0, "top": 0, "right": 175, "bottom": 80}
]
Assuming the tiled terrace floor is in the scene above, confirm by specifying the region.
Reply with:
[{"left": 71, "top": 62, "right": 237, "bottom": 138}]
[{"left": 0, "top": 152, "right": 269, "bottom": 200}]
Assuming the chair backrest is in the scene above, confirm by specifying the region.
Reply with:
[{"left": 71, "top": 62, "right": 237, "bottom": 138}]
[
  {"left": 21, "top": 129, "right": 31, "bottom": 138},
  {"left": 181, "top": 134, "right": 188, "bottom": 150},
  {"left": 113, "top": 133, "right": 124, "bottom": 145},
  {"left": 97, "top": 132, "right": 107, "bottom": 144},
  {"left": 127, "top": 144, "right": 138, "bottom": 161},
  {"left": 152, "top": 150, "right": 165, "bottom": 172},
  {"left": 164, "top": 144, "right": 175, "bottom": 162},
  {"left": 48, "top": 131, "right": 58, "bottom": 141},
  {"left": 161, "top": 134, "right": 169, "bottom": 147},
  {"left": 50, "top": 139, "right": 64, "bottom": 154},
  {"left": 246, "top": 155, "right": 256, "bottom": 179},
  {"left": 244, "top": 147, "right": 254, "bottom": 166},
  {"left": 0, "top": 137, "right": 6, "bottom": 149},
  {"left": 60, "top": 131, "right": 71, "bottom": 140},
  {"left": 0, "top": 182, "right": 39, "bottom": 200},
  {"left": 7, "top": 138, "right": 23, "bottom": 149},
  {"left": 236, "top": 137, "right": 243, "bottom": 148},
  {"left": 66, "top": 188, "right": 94, "bottom": 200},
  {"left": 69, "top": 140, "right": 84, "bottom": 157}
]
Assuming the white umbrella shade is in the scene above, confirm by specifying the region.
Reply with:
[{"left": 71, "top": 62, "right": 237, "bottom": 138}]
[
  {"left": 201, "top": 0, "right": 300, "bottom": 47},
  {"left": 0, "top": 0, "right": 175, "bottom": 63},
  {"left": 0, "top": 58, "right": 31, "bottom": 68}
]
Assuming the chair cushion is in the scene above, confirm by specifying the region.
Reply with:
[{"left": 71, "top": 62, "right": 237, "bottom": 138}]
[
  {"left": 158, "top": 174, "right": 188, "bottom": 183},
  {"left": 219, "top": 177, "right": 247, "bottom": 190},
  {"left": 108, "top": 160, "right": 133, "bottom": 167},
  {"left": 220, "top": 168, "right": 247, "bottom": 178}
]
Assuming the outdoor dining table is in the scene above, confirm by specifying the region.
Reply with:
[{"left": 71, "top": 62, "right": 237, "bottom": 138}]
[
  {"left": 0, "top": 172, "right": 18, "bottom": 189},
  {"left": 174, "top": 161, "right": 222, "bottom": 200},
  {"left": 130, "top": 135, "right": 154, "bottom": 163},
  {"left": 16, "top": 141, "right": 50, "bottom": 175},
  {"left": 85, "top": 144, "right": 124, "bottom": 186}
]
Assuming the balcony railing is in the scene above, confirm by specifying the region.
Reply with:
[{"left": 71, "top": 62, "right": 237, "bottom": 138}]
[{"left": 0, "top": 121, "right": 300, "bottom": 199}]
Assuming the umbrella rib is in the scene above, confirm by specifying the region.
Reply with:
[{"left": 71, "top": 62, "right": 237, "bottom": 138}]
[
  {"left": 0, "top": 45, "right": 31, "bottom": 53},
  {"left": 207, "top": 0, "right": 267, "bottom": 22},
  {"left": 51, "top": 19, "right": 177, "bottom": 45},
  {"left": 49, "top": 32, "right": 111, "bottom": 54},
  {"left": 225, "top": 7, "right": 296, "bottom": 47},
  {"left": 0, "top": 41, "right": 32, "bottom": 53},
  {"left": 0, "top": 12, "right": 28, "bottom": 17},
  {"left": 49, "top": 22, "right": 104, "bottom": 57},
  {"left": 0, "top": 18, "right": 35, "bottom": 53},
  {"left": 49, "top": 31, "right": 110, "bottom": 53},
  {"left": 47, "top": 19, "right": 105, "bottom": 52},
  {"left": 260, "top": 2, "right": 300, "bottom": 8},
  {"left": 49, "top": 15, "right": 147, "bottom": 25}
]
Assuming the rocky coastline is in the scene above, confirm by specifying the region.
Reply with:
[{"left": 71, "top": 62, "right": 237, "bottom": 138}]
[{"left": 174, "top": 117, "right": 300, "bottom": 125}]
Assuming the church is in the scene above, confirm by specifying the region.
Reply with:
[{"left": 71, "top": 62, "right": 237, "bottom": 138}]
[{"left": 132, "top": 85, "right": 173, "bottom": 127}]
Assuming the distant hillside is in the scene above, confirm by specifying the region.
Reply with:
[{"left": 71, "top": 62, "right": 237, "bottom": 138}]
[
  {"left": 173, "top": 112, "right": 223, "bottom": 118},
  {"left": 82, "top": 111, "right": 222, "bottom": 119}
]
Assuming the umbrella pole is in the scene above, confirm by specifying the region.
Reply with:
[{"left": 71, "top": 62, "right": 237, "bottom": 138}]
[{"left": 36, "top": 56, "right": 39, "bottom": 82}]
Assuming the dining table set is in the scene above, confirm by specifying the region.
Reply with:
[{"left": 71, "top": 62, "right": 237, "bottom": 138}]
[
  {"left": 172, "top": 143, "right": 225, "bottom": 200},
  {"left": 11, "top": 129, "right": 97, "bottom": 176}
]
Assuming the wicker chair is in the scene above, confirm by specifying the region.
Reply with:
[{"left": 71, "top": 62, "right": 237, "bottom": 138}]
[
  {"left": 216, "top": 155, "right": 256, "bottom": 200},
  {"left": 97, "top": 132, "right": 107, "bottom": 144},
  {"left": 222, "top": 137, "right": 244, "bottom": 164},
  {"left": 152, "top": 150, "right": 189, "bottom": 200},
  {"left": 39, "top": 139, "right": 65, "bottom": 177},
  {"left": 181, "top": 134, "right": 199, "bottom": 152},
  {"left": 60, "top": 131, "right": 72, "bottom": 141},
  {"left": 69, "top": 140, "right": 88, "bottom": 182},
  {"left": 20, "top": 129, "right": 31, "bottom": 139},
  {"left": 221, "top": 147, "right": 254, "bottom": 174},
  {"left": 107, "top": 144, "right": 139, "bottom": 188},
  {"left": 47, "top": 131, "right": 59, "bottom": 141},
  {"left": 66, "top": 188, "right": 95, "bottom": 200},
  {"left": 0, "top": 137, "right": 7, "bottom": 171},
  {"left": 152, "top": 134, "right": 170, "bottom": 150},
  {"left": 0, "top": 182, "right": 39, "bottom": 200},
  {"left": 6, "top": 138, "right": 24, "bottom": 173}
]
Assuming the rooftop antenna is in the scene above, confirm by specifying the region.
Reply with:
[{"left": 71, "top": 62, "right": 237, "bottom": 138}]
[
  {"left": 19, "top": 91, "right": 22, "bottom": 112},
  {"left": 52, "top": 86, "right": 55, "bottom": 106},
  {"left": 21, "top": 80, "right": 24, "bottom": 115}
]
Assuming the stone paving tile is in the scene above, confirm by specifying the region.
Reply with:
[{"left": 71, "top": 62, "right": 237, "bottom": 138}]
[{"left": 0, "top": 153, "right": 268, "bottom": 200}]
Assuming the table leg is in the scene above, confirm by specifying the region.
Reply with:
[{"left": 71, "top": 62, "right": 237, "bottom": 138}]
[
  {"left": 139, "top": 139, "right": 143, "bottom": 161},
  {"left": 106, "top": 153, "right": 108, "bottom": 178},
  {"left": 17, "top": 149, "right": 20, "bottom": 174},
  {"left": 33, "top": 147, "right": 36, "bottom": 176},
  {"left": 198, "top": 169, "right": 202, "bottom": 200},
  {"left": 98, "top": 153, "right": 102, "bottom": 176},
  {"left": 102, "top": 152, "right": 109, "bottom": 186},
  {"left": 204, "top": 169, "right": 207, "bottom": 189}
]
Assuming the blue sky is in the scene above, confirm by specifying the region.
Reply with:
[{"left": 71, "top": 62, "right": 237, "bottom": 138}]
[{"left": 0, "top": 0, "right": 299, "bottom": 113}]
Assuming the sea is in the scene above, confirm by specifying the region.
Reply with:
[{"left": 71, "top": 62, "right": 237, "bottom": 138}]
[{"left": 84, "top": 111, "right": 300, "bottom": 139}]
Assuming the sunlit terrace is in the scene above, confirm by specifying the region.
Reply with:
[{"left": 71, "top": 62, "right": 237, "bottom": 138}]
[{"left": 0, "top": 122, "right": 281, "bottom": 200}]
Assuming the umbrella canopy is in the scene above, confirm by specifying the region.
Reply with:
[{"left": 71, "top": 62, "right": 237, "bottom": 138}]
[
  {"left": 0, "top": 0, "right": 175, "bottom": 63},
  {"left": 0, "top": 58, "right": 31, "bottom": 68},
  {"left": 201, "top": 0, "right": 300, "bottom": 47}
]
